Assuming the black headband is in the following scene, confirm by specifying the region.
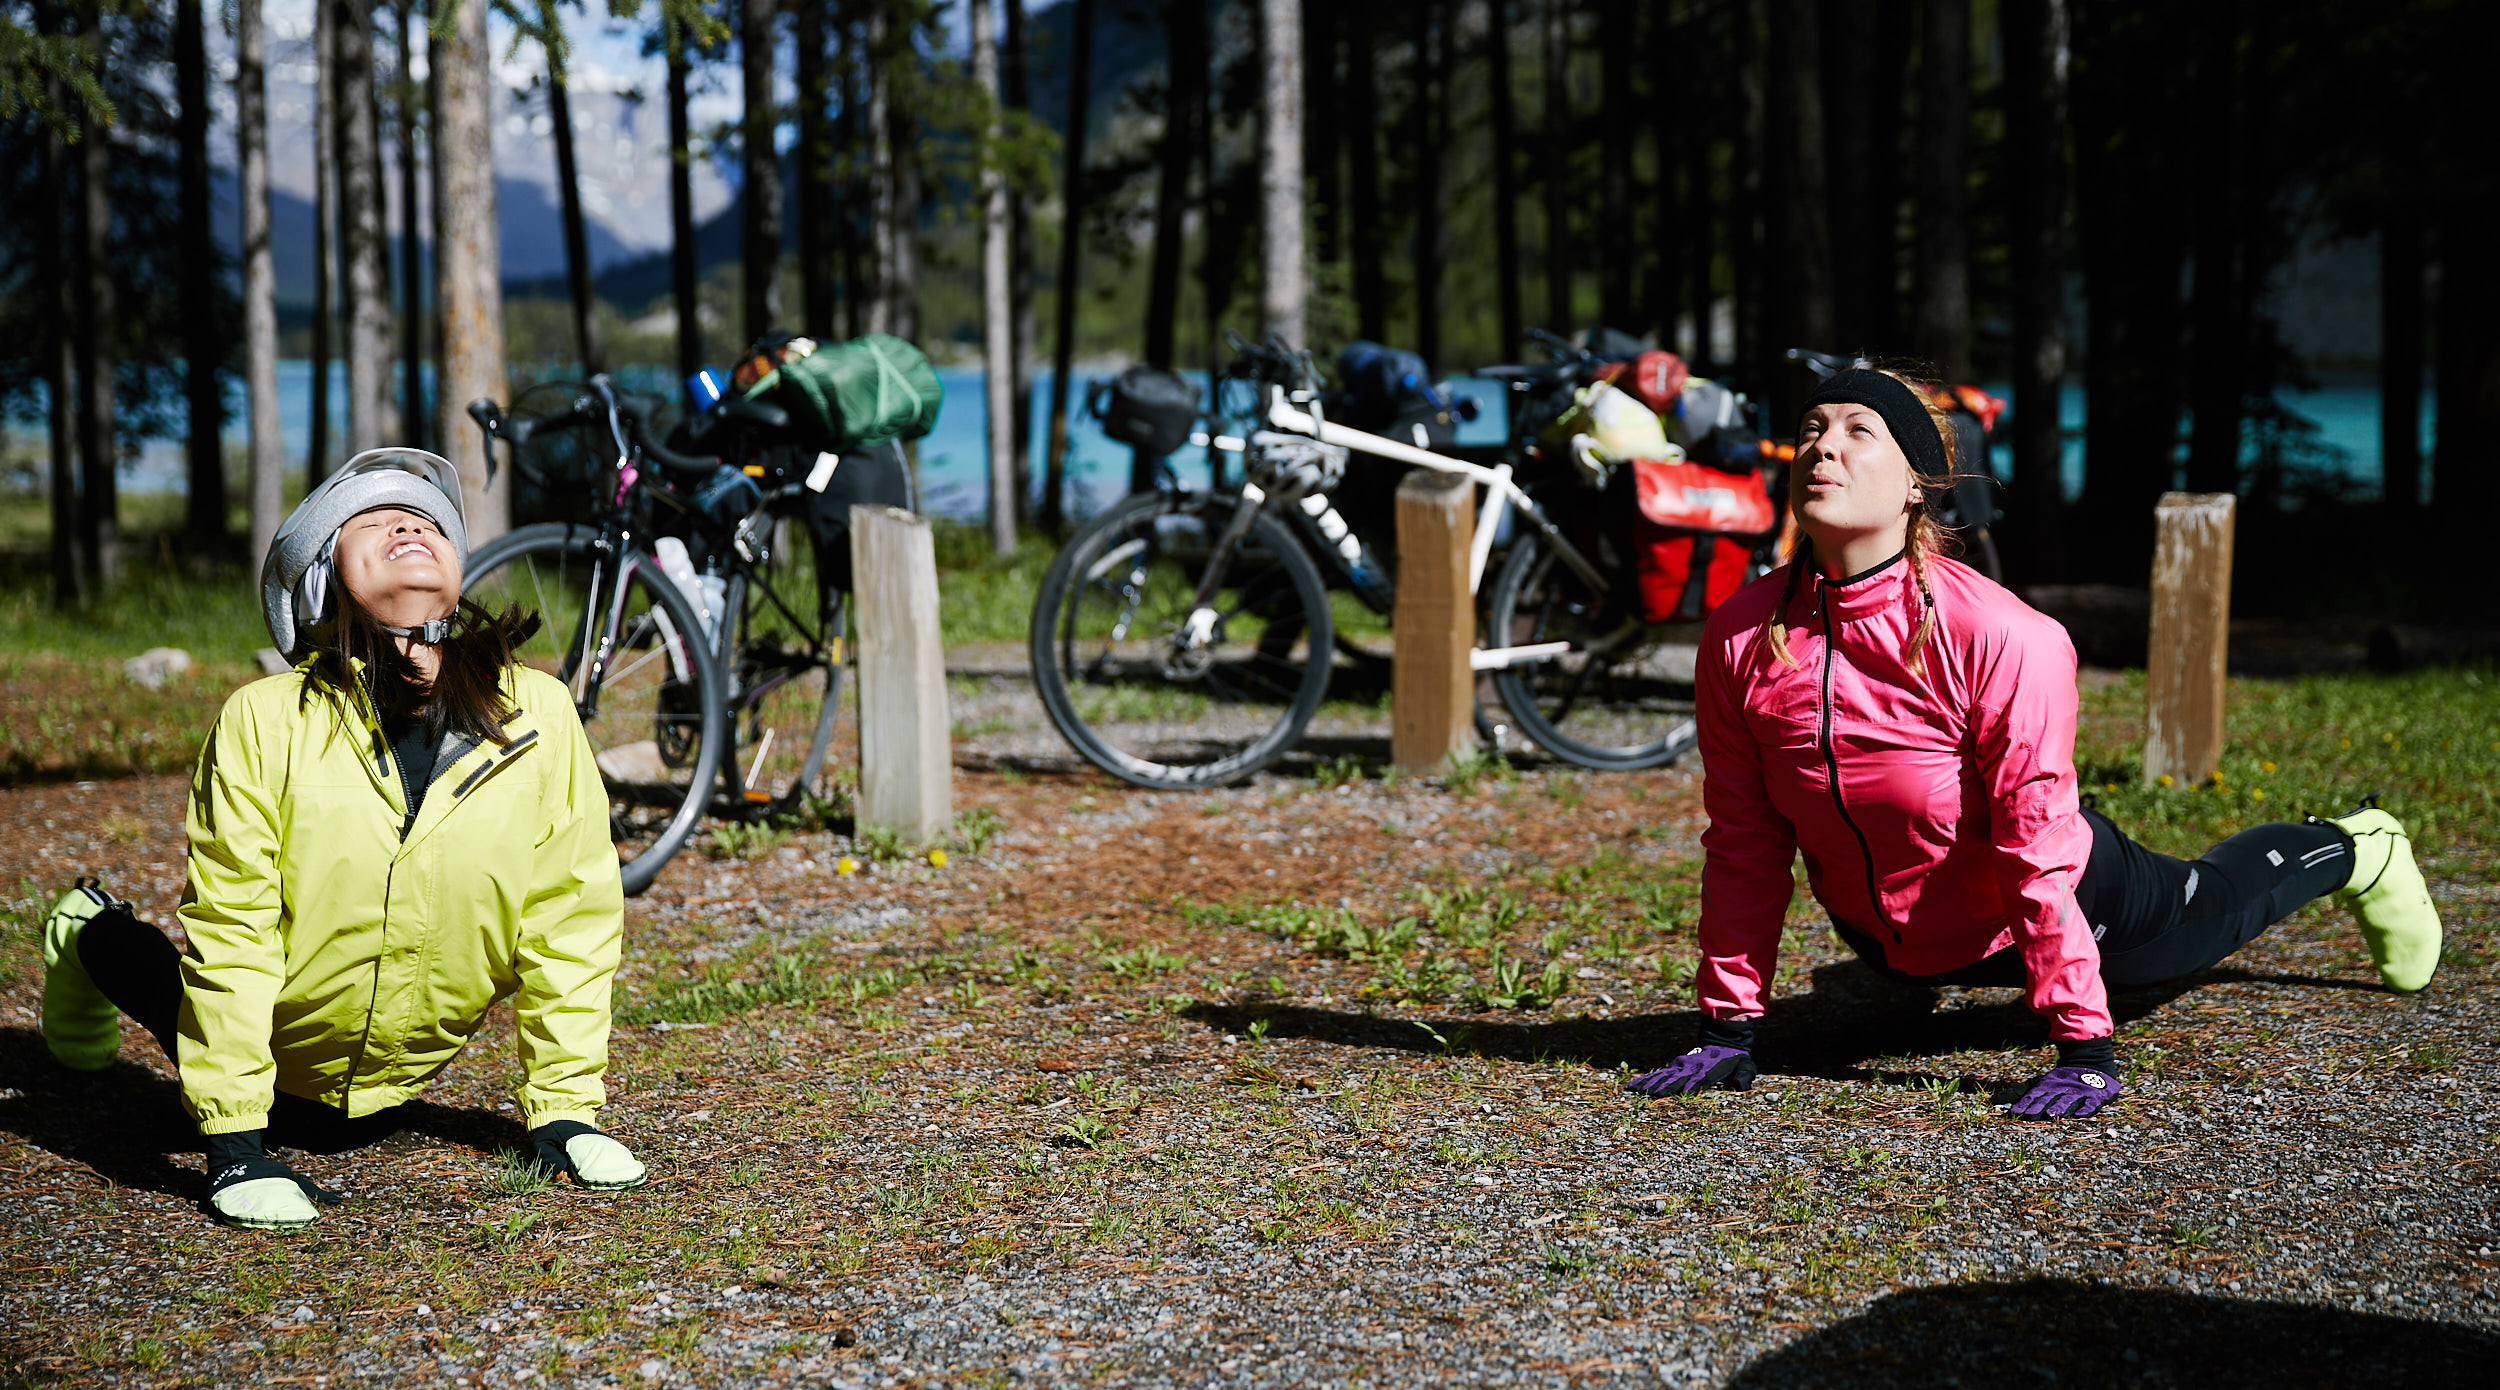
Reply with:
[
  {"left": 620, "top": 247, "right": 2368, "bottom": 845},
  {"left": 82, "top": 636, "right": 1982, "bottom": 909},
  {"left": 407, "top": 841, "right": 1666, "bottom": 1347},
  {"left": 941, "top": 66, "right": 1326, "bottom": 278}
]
[{"left": 1797, "top": 370, "right": 1948, "bottom": 481}]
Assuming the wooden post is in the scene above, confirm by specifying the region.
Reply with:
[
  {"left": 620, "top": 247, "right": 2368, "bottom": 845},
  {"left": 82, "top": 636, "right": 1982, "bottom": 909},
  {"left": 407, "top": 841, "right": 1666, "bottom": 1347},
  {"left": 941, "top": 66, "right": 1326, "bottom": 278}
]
[
  {"left": 850, "top": 505, "right": 953, "bottom": 842},
  {"left": 1392, "top": 471, "right": 1475, "bottom": 772},
  {"left": 2143, "top": 492, "right": 2235, "bottom": 787}
]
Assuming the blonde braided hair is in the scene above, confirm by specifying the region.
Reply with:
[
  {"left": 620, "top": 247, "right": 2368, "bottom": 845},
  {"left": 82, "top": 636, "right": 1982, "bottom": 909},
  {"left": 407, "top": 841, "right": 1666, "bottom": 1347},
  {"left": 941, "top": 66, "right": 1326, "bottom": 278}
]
[{"left": 1765, "top": 368, "right": 1962, "bottom": 676}]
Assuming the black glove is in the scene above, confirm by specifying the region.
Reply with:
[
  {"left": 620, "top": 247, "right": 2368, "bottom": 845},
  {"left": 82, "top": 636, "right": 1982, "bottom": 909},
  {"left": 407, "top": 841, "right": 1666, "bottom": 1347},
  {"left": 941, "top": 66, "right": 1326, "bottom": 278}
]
[
  {"left": 527, "top": 1120, "right": 650, "bottom": 1190},
  {"left": 203, "top": 1131, "right": 342, "bottom": 1229}
]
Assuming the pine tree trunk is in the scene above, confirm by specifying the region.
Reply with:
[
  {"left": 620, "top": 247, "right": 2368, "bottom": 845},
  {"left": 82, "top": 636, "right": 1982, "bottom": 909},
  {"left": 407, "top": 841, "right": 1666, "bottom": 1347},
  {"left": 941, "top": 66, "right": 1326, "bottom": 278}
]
[
  {"left": 975, "top": 0, "right": 1017, "bottom": 553},
  {"left": 1145, "top": 0, "right": 1201, "bottom": 370},
  {"left": 1305, "top": 2, "right": 1340, "bottom": 269},
  {"left": 1861, "top": 0, "right": 1911, "bottom": 351},
  {"left": 668, "top": 19, "right": 702, "bottom": 377},
  {"left": 40, "top": 44, "right": 82, "bottom": 606},
  {"left": 1818, "top": 0, "right": 1873, "bottom": 350},
  {"left": 1006, "top": 0, "right": 1037, "bottom": 518},
  {"left": 1732, "top": 0, "right": 1764, "bottom": 384},
  {"left": 1259, "top": 0, "right": 1306, "bottom": 346},
  {"left": 796, "top": 0, "right": 833, "bottom": 335},
  {"left": 835, "top": 17, "right": 866, "bottom": 340},
  {"left": 1599, "top": 0, "right": 1632, "bottom": 321},
  {"left": 1776, "top": 0, "right": 1834, "bottom": 358},
  {"left": 240, "top": 0, "right": 286, "bottom": 568},
  {"left": 2379, "top": 172, "right": 2423, "bottom": 513},
  {"left": 1541, "top": 0, "right": 1569, "bottom": 331},
  {"left": 1043, "top": 0, "right": 1097, "bottom": 534},
  {"left": 396, "top": 1, "right": 426, "bottom": 451},
  {"left": 865, "top": 6, "right": 894, "bottom": 336},
  {"left": 889, "top": 96, "right": 922, "bottom": 346},
  {"left": 1345, "top": 7, "right": 1385, "bottom": 341},
  {"left": 1488, "top": 0, "right": 1523, "bottom": 356},
  {"left": 545, "top": 11, "right": 606, "bottom": 376},
  {"left": 741, "top": 0, "right": 784, "bottom": 342},
  {"left": 74, "top": 1, "right": 116, "bottom": 585},
  {"left": 1913, "top": 0, "right": 1970, "bottom": 378},
  {"left": 1683, "top": 0, "right": 1715, "bottom": 368},
  {"left": 177, "top": 0, "right": 226, "bottom": 550},
  {"left": 339, "top": 0, "right": 395, "bottom": 451},
  {"left": 2074, "top": 0, "right": 2188, "bottom": 582},
  {"left": 1646, "top": 3, "right": 1681, "bottom": 352},
  {"left": 1412, "top": 0, "right": 1444, "bottom": 369},
  {"left": 2004, "top": 0, "right": 2070, "bottom": 580},
  {"left": 2183, "top": 1, "right": 2243, "bottom": 496},
  {"left": 433, "top": 0, "right": 508, "bottom": 543},
  {"left": 310, "top": 0, "right": 336, "bottom": 486}
]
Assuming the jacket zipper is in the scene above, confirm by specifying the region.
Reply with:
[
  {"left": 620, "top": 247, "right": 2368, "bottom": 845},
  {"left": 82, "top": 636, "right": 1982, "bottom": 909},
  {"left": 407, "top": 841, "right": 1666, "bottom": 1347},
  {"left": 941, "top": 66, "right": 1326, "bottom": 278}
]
[{"left": 1817, "top": 590, "right": 1898, "bottom": 944}]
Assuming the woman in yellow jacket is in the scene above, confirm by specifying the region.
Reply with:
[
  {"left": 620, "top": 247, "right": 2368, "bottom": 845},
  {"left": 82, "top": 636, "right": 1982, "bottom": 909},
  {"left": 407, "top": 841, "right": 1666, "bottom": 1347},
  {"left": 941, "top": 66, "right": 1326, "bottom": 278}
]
[{"left": 41, "top": 449, "right": 648, "bottom": 1229}]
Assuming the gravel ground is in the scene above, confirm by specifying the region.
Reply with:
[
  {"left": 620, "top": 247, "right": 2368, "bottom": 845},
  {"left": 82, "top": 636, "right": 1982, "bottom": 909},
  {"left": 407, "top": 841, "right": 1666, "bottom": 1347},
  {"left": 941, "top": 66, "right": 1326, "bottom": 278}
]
[{"left": 2, "top": 663, "right": 2494, "bottom": 1389}]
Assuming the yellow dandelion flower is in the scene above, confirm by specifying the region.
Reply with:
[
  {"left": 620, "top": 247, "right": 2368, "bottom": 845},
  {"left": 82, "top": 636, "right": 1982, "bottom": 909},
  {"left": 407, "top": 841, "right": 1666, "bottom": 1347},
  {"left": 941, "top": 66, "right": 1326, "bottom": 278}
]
[
  {"left": 928, "top": 848, "right": 950, "bottom": 868},
  {"left": 2260, "top": 761, "right": 2277, "bottom": 774},
  {"left": 2250, "top": 788, "right": 2266, "bottom": 801},
  {"left": 836, "top": 856, "right": 859, "bottom": 876},
  {"left": 2157, "top": 774, "right": 2174, "bottom": 787}
]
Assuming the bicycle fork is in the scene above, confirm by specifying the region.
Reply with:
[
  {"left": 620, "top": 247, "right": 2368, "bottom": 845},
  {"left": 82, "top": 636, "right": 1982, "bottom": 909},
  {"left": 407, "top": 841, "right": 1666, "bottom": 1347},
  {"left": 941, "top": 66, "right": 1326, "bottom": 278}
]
[{"left": 1170, "top": 487, "right": 1272, "bottom": 677}]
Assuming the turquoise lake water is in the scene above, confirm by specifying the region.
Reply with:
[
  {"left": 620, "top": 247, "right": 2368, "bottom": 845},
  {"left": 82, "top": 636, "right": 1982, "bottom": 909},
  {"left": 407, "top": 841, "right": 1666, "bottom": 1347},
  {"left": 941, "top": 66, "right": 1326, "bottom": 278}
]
[{"left": 46, "top": 363, "right": 2442, "bottom": 519}]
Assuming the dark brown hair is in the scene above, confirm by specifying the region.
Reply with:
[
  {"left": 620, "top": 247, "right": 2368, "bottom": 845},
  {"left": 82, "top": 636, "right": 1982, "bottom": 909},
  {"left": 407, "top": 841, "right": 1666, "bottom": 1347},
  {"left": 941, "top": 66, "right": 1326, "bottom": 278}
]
[{"left": 301, "top": 586, "right": 543, "bottom": 745}]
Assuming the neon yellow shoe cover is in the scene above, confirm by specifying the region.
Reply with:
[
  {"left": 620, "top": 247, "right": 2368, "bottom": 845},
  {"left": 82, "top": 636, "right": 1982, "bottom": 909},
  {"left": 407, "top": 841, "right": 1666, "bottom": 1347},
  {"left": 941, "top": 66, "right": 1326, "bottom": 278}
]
[
  {"left": 564, "top": 1132, "right": 649, "bottom": 1190},
  {"left": 41, "top": 881, "right": 124, "bottom": 1071},
  {"left": 211, "top": 1178, "right": 322, "bottom": 1231},
  {"left": 2327, "top": 806, "right": 2442, "bottom": 992}
]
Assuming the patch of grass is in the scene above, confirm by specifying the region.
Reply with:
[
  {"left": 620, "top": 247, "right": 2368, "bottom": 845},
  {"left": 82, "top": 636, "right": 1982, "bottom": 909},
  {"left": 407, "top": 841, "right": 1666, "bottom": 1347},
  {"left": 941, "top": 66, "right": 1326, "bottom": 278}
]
[
  {"left": 951, "top": 806, "right": 1006, "bottom": 857},
  {"left": 1052, "top": 1114, "right": 1115, "bottom": 1149}
]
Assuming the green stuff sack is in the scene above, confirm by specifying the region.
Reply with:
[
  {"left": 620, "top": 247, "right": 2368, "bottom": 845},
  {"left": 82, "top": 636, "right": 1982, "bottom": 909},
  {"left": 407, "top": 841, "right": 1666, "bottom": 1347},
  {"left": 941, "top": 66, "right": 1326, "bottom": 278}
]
[{"left": 754, "top": 334, "right": 944, "bottom": 452}]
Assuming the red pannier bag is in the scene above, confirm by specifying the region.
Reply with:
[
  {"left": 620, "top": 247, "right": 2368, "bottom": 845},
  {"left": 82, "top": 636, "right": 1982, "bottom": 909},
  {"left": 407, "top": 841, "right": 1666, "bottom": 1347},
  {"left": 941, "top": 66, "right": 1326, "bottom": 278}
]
[{"left": 1630, "top": 457, "right": 1776, "bottom": 623}]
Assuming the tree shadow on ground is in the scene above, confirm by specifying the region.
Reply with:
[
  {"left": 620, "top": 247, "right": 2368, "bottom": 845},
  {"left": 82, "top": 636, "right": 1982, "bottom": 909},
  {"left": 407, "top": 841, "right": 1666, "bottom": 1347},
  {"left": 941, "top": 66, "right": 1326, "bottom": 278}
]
[
  {"left": 1726, "top": 1276, "right": 2496, "bottom": 1389},
  {"left": 0, "top": 1028, "right": 532, "bottom": 1203},
  {"left": 1181, "top": 956, "right": 2386, "bottom": 1091}
]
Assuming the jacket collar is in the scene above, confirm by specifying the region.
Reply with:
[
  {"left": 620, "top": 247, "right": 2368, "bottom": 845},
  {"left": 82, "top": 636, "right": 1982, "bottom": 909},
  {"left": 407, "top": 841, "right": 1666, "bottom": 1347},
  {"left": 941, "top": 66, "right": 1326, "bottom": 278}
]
[{"left": 1806, "top": 549, "right": 1913, "bottom": 624}]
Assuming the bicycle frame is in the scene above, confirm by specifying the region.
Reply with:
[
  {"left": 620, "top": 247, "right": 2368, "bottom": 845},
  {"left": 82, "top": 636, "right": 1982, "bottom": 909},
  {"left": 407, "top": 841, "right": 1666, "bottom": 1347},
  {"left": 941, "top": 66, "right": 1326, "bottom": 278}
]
[{"left": 1192, "top": 383, "right": 1613, "bottom": 673}]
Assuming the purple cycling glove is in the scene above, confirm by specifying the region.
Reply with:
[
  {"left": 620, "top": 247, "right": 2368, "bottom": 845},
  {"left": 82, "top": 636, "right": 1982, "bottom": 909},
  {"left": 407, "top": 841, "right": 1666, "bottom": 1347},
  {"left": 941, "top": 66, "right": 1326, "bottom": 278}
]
[
  {"left": 2007, "top": 1064, "right": 2122, "bottom": 1119},
  {"left": 1628, "top": 1045, "right": 1759, "bottom": 1097}
]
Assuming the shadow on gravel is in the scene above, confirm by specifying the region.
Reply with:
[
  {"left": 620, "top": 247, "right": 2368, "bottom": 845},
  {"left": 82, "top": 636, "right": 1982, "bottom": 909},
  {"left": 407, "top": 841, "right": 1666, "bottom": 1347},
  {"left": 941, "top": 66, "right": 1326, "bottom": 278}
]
[
  {"left": 1182, "top": 956, "right": 2389, "bottom": 1090},
  {"left": 0, "top": 1027, "right": 534, "bottom": 1201},
  {"left": 1727, "top": 1276, "right": 2497, "bottom": 1389}
]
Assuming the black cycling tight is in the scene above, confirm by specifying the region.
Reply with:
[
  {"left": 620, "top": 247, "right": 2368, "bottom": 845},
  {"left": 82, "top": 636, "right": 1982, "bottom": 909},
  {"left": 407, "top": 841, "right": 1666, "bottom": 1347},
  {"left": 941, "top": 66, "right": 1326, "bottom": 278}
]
[{"left": 1834, "top": 807, "right": 2354, "bottom": 990}]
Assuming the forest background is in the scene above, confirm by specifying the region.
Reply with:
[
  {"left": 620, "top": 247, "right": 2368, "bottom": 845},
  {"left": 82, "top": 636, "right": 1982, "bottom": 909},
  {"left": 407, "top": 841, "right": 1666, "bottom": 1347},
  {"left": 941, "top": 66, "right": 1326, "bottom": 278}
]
[{"left": 2, "top": 0, "right": 2496, "bottom": 615}]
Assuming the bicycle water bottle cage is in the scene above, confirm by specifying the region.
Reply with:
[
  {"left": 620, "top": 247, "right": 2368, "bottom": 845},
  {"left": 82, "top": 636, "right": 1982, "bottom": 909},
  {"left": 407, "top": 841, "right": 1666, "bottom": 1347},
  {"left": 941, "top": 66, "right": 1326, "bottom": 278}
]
[{"left": 1243, "top": 431, "right": 1347, "bottom": 505}]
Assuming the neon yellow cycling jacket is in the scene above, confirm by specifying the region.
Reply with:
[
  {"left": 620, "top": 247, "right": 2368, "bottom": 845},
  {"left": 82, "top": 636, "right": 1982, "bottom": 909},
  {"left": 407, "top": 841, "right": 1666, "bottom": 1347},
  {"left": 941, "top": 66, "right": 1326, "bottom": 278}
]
[{"left": 174, "top": 663, "right": 625, "bottom": 1135}]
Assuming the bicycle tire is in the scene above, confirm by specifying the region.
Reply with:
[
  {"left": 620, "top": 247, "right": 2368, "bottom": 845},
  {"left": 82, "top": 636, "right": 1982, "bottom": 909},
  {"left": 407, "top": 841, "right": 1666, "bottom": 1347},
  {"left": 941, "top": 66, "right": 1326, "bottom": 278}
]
[
  {"left": 721, "top": 549, "right": 846, "bottom": 818},
  {"left": 463, "top": 522, "right": 727, "bottom": 894},
  {"left": 1485, "top": 530, "right": 1697, "bottom": 771},
  {"left": 1029, "top": 491, "right": 1334, "bottom": 789}
]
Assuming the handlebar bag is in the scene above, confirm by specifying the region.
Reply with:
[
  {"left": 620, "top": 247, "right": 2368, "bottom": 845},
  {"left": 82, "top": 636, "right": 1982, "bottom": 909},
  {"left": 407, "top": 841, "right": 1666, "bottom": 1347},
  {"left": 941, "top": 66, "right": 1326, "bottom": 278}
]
[
  {"left": 1099, "top": 364, "right": 1201, "bottom": 457},
  {"left": 1630, "top": 457, "right": 1775, "bottom": 624},
  {"left": 763, "top": 333, "right": 944, "bottom": 452}
]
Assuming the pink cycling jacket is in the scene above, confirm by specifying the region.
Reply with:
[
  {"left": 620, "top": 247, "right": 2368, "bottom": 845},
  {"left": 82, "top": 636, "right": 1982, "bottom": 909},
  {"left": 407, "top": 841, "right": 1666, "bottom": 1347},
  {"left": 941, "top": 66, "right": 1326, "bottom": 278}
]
[{"left": 1693, "top": 551, "right": 2108, "bottom": 1041}]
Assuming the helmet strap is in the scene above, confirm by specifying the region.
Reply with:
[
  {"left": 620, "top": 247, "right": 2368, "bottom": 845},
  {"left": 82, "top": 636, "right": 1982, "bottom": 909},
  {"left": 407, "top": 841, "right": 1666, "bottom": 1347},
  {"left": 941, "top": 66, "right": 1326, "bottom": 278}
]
[{"left": 375, "top": 617, "right": 452, "bottom": 645}]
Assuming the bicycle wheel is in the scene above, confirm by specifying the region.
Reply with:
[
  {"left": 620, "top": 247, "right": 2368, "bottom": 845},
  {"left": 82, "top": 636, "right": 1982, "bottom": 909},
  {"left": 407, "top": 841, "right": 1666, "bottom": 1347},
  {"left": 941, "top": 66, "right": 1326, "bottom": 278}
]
[
  {"left": 463, "top": 523, "right": 727, "bottom": 894},
  {"left": 721, "top": 522, "right": 845, "bottom": 816},
  {"left": 1029, "top": 491, "right": 1334, "bottom": 789},
  {"left": 1485, "top": 530, "right": 1697, "bottom": 771}
]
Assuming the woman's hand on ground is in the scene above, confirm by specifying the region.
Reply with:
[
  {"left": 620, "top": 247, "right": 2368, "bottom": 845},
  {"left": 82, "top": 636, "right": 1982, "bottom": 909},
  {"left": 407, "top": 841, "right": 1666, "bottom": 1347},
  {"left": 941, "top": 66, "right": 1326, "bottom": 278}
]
[
  {"left": 203, "top": 1132, "right": 342, "bottom": 1230},
  {"left": 528, "top": 1120, "right": 650, "bottom": 1190},
  {"left": 2007, "top": 1064, "right": 2122, "bottom": 1119},
  {"left": 1627, "top": 1045, "right": 1759, "bottom": 1097}
]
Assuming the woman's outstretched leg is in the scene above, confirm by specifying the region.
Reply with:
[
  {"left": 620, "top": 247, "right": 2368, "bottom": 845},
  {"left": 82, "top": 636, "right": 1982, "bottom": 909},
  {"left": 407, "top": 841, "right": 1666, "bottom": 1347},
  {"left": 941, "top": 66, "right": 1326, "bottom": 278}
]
[{"left": 2084, "top": 804, "right": 2441, "bottom": 991}]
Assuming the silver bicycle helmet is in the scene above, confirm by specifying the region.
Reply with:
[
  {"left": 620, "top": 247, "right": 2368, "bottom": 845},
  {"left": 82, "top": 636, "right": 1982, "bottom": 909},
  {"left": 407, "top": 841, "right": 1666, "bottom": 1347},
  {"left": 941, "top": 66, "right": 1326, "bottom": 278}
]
[{"left": 261, "top": 447, "right": 469, "bottom": 660}]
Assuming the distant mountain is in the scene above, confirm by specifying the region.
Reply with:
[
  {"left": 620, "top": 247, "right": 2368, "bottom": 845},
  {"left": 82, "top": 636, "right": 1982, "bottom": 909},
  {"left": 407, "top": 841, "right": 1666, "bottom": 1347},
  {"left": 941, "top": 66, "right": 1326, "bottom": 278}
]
[{"left": 205, "top": 0, "right": 1174, "bottom": 311}]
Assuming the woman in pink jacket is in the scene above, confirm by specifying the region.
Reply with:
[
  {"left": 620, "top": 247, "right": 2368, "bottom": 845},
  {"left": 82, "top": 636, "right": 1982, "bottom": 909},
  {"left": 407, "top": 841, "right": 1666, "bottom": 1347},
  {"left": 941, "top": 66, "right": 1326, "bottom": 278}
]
[{"left": 1630, "top": 368, "right": 2443, "bottom": 1118}]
